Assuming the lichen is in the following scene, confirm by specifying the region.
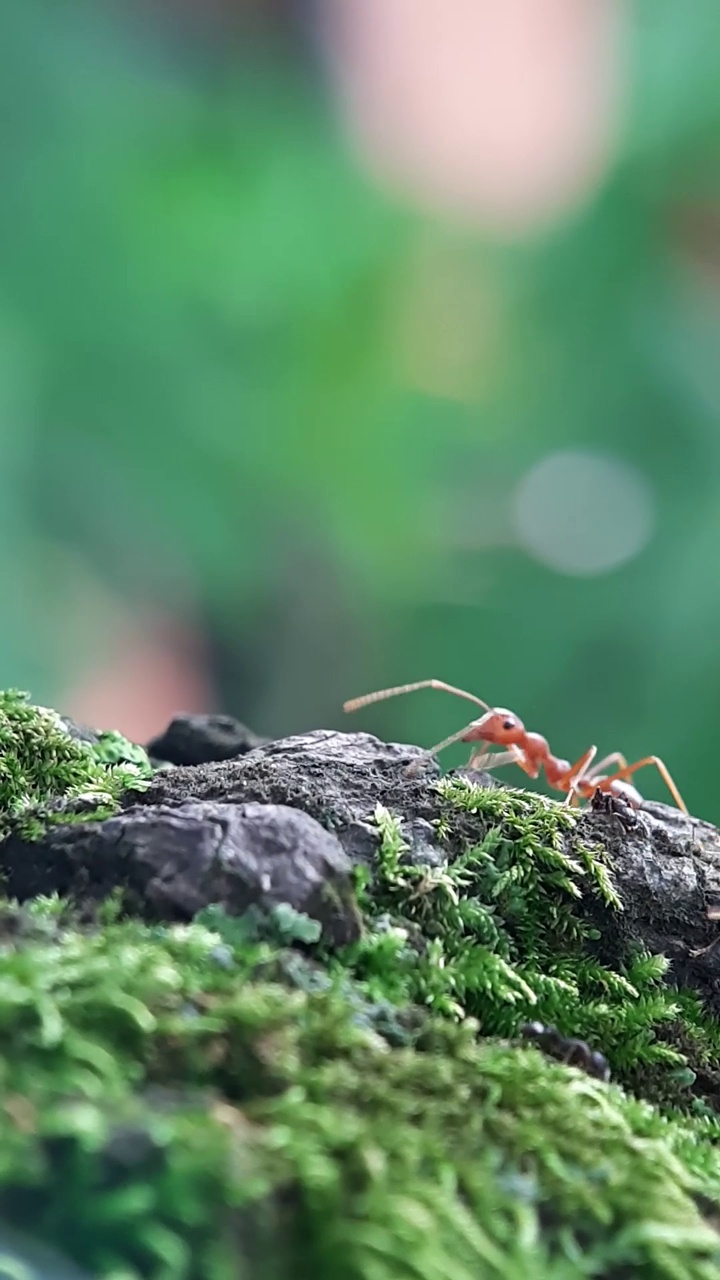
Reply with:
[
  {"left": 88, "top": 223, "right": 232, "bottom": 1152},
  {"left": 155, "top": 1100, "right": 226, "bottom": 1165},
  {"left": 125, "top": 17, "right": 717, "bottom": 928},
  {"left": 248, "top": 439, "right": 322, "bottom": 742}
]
[{"left": 0, "top": 690, "right": 151, "bottom": 841}]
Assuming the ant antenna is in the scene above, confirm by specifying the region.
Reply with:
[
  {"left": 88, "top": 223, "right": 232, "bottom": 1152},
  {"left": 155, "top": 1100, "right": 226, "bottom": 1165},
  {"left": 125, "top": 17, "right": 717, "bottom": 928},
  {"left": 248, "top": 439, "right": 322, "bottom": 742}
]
[
  {"left": 343, "top": 679, "right": 490, "bottom": 716},
  {"left": 344, "top": 679, "right": 493, "bottom": 777},
  {"left": 409, "top": 721, "right": 483, "bottom": 771}
]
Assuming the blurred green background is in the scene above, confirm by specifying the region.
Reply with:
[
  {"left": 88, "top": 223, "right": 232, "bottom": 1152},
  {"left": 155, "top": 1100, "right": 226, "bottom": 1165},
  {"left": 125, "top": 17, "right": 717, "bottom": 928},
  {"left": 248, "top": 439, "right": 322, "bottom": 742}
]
[{"left": 1, "top": 0, "right": 719, "bottom": 817}]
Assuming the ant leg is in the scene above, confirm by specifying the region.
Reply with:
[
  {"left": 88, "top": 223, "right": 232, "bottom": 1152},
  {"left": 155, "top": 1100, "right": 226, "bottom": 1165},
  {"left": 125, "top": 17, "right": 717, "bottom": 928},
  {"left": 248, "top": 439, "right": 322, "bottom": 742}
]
[
  {"left": 344, "top": 680, "right": 490, "bottom": 715},
  {"left": 598, "top": 756, "right": 687, "bottom": 814},
  {"left": 465, "top": 744, "right": 539, "bottom": 783},
  {"left": 562, "top": 746, "right": 597, "bottom": 807},
  {"left": 483, "top": 744, "right": 542, "bottom": 781},
  {"left": 573, "top": 752, "right": 629, "bottom": 806},
  {"left": 467, "top": 748, "right": 521, "bottom": 772},
  {"left": 408, "top": 737, "right": 521, "bottom": 780},
  {"left": 410, "top": 727, "right": 531, "bottom": 778},
  {"left": 405, "top": 718, "right": 491, "bottom": 775},
  {"left": 583, "top": 752, "right": 628, "bottom": 782}
]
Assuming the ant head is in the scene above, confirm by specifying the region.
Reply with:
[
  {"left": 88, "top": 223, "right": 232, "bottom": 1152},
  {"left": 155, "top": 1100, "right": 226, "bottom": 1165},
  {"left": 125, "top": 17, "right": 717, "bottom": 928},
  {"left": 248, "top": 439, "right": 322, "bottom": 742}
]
[{"left": 462, "top": 707, "right": 525, "bottom": 746}]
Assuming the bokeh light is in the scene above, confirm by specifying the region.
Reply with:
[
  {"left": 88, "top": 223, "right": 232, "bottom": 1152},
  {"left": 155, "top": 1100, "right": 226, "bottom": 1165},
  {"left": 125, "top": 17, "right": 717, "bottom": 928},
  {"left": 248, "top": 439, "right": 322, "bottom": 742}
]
[
  {"left": 0, "top": 0, "right": 718, "bottom": 820},
  {"left": 512, "top": 451, "right": 656, "bottom": 575},
  {"left": 322, "top": 0, "right": 627, "bottom": 232}
]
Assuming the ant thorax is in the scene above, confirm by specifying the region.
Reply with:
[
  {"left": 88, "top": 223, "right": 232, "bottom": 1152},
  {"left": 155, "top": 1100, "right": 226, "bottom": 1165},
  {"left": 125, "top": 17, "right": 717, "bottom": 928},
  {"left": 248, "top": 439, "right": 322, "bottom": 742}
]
[{"left": 522, "top": 730, "right": 550, "bottom": 760}]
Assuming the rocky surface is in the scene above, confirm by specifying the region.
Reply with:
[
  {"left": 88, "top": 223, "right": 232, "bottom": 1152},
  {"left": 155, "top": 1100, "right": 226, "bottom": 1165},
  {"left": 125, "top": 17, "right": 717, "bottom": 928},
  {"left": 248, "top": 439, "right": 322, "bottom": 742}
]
[
  {"left": 128, "top": 728, "right": 469, "bottom": 867},
  {"left": 121, "top": 727, "right": 720, "bottom": 1003},
  {"left": 1, "top": 799, "right": 361, "bottom": 945},
  {"left": 578, "top": 795, "right": 720, "bottom": 1009},
  {"left": 5, "top": 722, "right": 720, "bottom": 1004}
]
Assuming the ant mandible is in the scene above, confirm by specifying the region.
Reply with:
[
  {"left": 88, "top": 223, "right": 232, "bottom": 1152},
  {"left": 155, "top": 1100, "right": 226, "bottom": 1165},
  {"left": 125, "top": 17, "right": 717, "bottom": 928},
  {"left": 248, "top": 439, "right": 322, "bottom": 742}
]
[{"left": 343, "top": 678, "right": 687, "bottom": 813}]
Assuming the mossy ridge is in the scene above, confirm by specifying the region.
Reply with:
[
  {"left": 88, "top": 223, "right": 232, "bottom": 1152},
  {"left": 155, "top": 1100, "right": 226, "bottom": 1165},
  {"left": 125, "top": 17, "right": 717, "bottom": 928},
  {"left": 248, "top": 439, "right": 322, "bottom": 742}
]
[
  {"left": 1, "top": 899, "right": 720, "bottom": 1280},
  {"left": 336, "top": 777, "right": 720, "bottom": 1108},
  {"left": 0, "top": 691, "right": 151, "bottom": 841}
]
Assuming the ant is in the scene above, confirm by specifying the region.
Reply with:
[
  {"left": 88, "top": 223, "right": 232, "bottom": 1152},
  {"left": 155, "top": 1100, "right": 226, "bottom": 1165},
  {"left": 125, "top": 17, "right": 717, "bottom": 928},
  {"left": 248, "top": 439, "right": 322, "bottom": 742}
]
[
  {"left": 343, "top": 678, "right": 687, "bottom": 814},
  {"left": 590, "top": 787, "right": 650, "bottom": 838}
]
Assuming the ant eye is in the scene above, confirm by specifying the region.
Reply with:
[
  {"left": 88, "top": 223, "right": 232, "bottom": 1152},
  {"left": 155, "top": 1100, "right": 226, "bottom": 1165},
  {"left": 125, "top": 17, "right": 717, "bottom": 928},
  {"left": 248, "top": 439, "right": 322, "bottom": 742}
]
[{"left": 503, "top": 718, "right": 515, "bottom": 731}]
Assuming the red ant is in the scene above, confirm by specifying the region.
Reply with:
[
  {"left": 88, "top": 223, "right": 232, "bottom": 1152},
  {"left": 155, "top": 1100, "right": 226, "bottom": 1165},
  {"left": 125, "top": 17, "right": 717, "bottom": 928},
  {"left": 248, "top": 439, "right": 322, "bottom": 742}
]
[{"left": 343, "top": 679, "right": 687, "bottom": 813}]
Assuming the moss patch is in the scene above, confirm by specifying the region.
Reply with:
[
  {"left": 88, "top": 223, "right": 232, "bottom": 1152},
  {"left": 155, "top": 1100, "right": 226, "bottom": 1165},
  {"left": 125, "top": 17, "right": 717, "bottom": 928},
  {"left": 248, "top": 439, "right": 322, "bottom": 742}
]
[
  {"left": 337, "top": 778, "right": 720, "bottom": 1113},
  {"left": 337, "top": 783, "right": 688, "bottom": 1097},
  {"left": 91, "top": 728, "right": 155, "bottom": 777},
  {"left": 3, "top": 706, "right": 720, "bottom": 1277},
  {"left": 1, "top": 899, "right": 720, "bottom": 1280},
  {"left": 0, "top": 691, "right": 151, "bottom": 841}
]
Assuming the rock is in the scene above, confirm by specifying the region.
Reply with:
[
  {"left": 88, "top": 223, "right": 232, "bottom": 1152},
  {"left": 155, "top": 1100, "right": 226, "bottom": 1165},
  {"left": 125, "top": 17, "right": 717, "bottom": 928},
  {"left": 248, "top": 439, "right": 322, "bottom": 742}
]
[
  {"left": 578, "top": 797, "right": 720, "bottom": 1005},
  {"left": 147, "top": 712, "right": 267, "bottom": 767},
  {"left": 0, "top": 801, "right": 361, "bottom": 946},
  {"left": 127, "top": 729, "right": 491, "bottom": 867},
  {"left": 56, "top": 714, "right": 102, "bottom": 747},
  {"left": 125, "top": 725, "right": 720, "bottom": 1015}
]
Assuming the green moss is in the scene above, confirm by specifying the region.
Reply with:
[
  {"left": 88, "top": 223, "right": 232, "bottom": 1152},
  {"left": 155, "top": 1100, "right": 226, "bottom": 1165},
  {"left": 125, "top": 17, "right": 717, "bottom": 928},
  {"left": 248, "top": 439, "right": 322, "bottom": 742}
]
[
  {"left": 90, "top": 729, "right": 154, "bottom": 778},
  {"left": 337, "top": 782, "right": 709, "bottom": 1108},
  {"left": 0, "top": 900, "right": 720, "bottom": 1280},
  {"left": 3, "top": 700, "right": 720, "bottom": 1277},
  {"left": 0, "top": 691, "right": 150, "bottom": 841}
]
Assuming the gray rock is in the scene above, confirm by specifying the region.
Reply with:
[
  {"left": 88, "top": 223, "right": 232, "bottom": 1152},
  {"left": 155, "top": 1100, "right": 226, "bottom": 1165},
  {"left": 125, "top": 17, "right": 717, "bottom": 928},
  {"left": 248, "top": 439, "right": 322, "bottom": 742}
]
[
  {"left": 127, "top": 729, "right": 462, "bottom": 866},
  {"left": 10, "top": 716, "right": 720, "bottom": 1014},
  {"left": 578, "top": 797, "right": 720, "bottom": 1008},
  {"left": 147, "top": 712, "right": 267, "bottom": 767},
  {"left": 125, "top": 729, "right": 720, "bottom": 1011},
  {"left": 0, "top": 801, "right": 361, "bottom": 946},
  {"left": 56, "top": 712, "right": 102, "bottom": 747}
]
